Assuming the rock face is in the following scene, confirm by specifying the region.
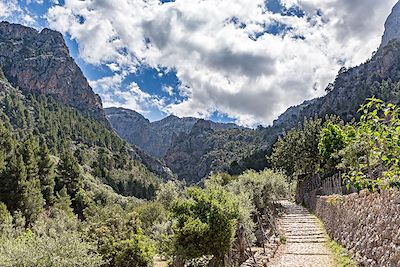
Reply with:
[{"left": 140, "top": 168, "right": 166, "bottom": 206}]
[
  {"left": 164, "top": 120, "right": 259, "bottom": 183},
  {"left": 380, "top": 1, "right": 400, "bottom": 50},
  {"left": 105, "top": 107, "right": 241, "bottom": 158},
  {"left": 0, "top": 21, "right": 109, "bottom": 127},
  {"left": 273, "top": 38, "right": 400, "bottom": 130}
]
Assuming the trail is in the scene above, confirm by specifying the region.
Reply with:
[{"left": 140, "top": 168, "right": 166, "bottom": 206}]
[{"left": 268, "top": 201, "right": 336, "bottom": 267}]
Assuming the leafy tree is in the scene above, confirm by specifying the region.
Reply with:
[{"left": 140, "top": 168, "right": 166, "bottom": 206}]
[
  {"left": 338, "top": 98, "right": 400, "bottom": 190},
  {"left": 170, "top": 187, "right": 240, "bottom": 264},
  {"left": 0, "top": 210, "right": 104, "bottom": 267},
  {"left": 156, "top": 180, "right": 185, "bottom": 210},
  {"left": 85, "top": 205, "right": 155, "bottom": 267},
  {"left": 112, "top": 234, "right": 156, "bottom": 267},
  {"left": 318, "top": 122, "right": 348, "bottom": 170},
  {"left": 270, "top": 118, "right": 323, "bottom": 179}
]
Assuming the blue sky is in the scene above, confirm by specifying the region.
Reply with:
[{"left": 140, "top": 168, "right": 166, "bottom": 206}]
[{"left": 1, "top": 0, "right": 396, "bottom": 125}]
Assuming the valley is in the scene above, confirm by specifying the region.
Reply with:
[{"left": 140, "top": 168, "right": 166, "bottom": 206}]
[{"left": 0, "top": 0, "right": 400, "bottom": 266}]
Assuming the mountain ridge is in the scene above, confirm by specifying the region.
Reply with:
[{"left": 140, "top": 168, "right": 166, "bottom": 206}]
[
  {"left": 0, "top": 21, "right": 110, "bottom": 128},
  {"left": 105, "top": 106, "right": 243, "bottom": 158}
]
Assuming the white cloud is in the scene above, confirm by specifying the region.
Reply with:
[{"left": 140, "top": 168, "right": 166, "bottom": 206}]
[
  {"left": 46, "top": 0, "right": 398, "bottom": 126},
  {"left": 162, "top": 85, "right": 174, "bottom": 96},
  {"left": 0, "top": 0, "right": 39, "bottom": 27},
  {"left": 0, "top": 0, "right": 20, "bottom": 18},
  {"left": 90, "top": 74, "right": 165, "bottom": 115}
]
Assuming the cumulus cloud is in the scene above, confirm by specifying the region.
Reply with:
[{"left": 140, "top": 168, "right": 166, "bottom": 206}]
[
  {"left": 0, "top": 0, "right": 39, "bottom": 27},
  {"left": 0, "top": 0, "right": 21, "bottom": 18},
  {"left": 46, "top": 0, "right": 397, "bottom": 126},
  {"left": 90, "top": 74, "right": 166, "bottom": 115}
]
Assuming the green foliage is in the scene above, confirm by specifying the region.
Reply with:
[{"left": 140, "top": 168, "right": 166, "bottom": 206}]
[
  {"left": 156, "top": 180, "right": 186, "bottom": 210},
  {"left": 0, "top": 209, "right": 103, "bottom": 267},
  {"left": 84, "top": 205, "right": 156, "bottom": 266},
  {"left": 38, "top": 142, "right": 56, "bottom": 205},
  {"left": 0, "top": 203, "right": 12, "bottom": 237},
  {"left": 318, "top": 122, "right": 349, "bottom": 171},
  {"left": 170, "top": 187, "right": 240, "bottom": 260},
  {"left": 0, "top": 72, "right": 160, "bottom": 266},
  {"left": 270, "top": 118, "right": 323, "bottom": 179},
  {"left": 112, "top": 235, "right": 156, "bottom": 267},
  {"left": 337, "top": 98, "right": 400, "bottom": 190},
  {"left": 56, "top": 149, "right": 83, "bottom": 198},
  {"left": 53, "top": 187, "right": 75, "bottom": 218}
]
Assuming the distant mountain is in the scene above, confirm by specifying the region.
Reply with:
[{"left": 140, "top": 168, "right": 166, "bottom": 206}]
[
  {"left": 0, "top": 21, "right": 109, "bottom": 127},
  {"left": 164, "top": 119, "right": 260, "bottom": 183},
  {"left": 105, "top": 107, "right": 242, "bottom": 158}
]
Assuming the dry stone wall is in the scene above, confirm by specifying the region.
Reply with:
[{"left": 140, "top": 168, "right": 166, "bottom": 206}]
[{"left": 315, "top": 190, "right": 400, "bottom": 266}]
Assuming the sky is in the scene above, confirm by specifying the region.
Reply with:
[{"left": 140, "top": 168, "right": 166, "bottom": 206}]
[{"left": 0, "top": 0, "right": 398, "bottom": 126}]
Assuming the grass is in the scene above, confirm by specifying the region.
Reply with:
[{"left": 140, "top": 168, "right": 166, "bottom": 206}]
[
  {"left": 313, "top": 216, "right": 357, "bottom": 267},
  {"left": 327, "top": 239, "right": 357, "bottom": 267},
  {"left": 279, "top": 233, "right": 287, "bottom": 244}
]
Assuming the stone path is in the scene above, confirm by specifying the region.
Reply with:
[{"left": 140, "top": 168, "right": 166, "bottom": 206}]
[{"left": 269, "top": 201, "right": 336, "bottom": 267}]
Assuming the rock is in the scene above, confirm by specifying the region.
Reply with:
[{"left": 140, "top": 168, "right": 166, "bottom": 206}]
[
  {"left": 380, "top": 1, "right": 400, "bottom": 49},
  {"left": 0, "top": 21, "right": 109, "bottom": 127},
  {"left": 106, "top": 107, "right": 243, "bottom": 158}
]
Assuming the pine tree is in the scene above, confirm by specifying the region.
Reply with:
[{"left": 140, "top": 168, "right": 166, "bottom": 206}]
[
  {"left": 38, "top": 142, "right": 56, "bottom": 205},
  {"left": 19, "top": 177, "right": 44, "bottom": 225},
  {"left": 56, "top": 149, "right": 83, "bottom": 198},
  {"left": 0, "top": 154, "right": 23, "bottom": 211},
  {"left": 21, "top": 133, "right": 40, "bottom": 182},
  {"left": 0, "top": 121, "right": 13, "bottom": 172},
  {"left": 53, "top": 186, "right": 75, "bottom": 218}
]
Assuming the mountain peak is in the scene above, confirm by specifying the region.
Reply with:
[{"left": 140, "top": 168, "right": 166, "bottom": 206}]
[
  {"left": 0, "top": 21, "right": 109, "bottom": 127},
  {"left": 380, "top": 1, "right": 400, "bottom": 49}
]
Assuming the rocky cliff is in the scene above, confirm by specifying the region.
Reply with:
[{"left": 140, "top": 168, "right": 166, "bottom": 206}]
[
  {"left": 164, "top": 119, "right": 259, "bottom": 183},
  {"left": 0, "top": 21, "right": 109, "bottom": 127},
  {"left": 236, "top": 4, "right": 400, "bottom": 173},
  {"left": 380, "top": 1, "right": 400, "bottom": 50},
  {"left": 105, "top": 107, "right": 241, "bottom": 158}
]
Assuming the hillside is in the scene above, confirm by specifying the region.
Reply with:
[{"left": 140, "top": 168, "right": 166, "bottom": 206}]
[
  {"left": 0, "top": 21, "right": 109, "bottom": 127},
  {"left": 105, "top": 107, "right": 242, "bottom": 158},
  {"left": 233, "top": 3, "right": 400, "bottom": 174}
]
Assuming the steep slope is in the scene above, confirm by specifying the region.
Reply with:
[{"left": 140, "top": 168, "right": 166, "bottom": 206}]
[
  {"left": 105, "top": 107, "right": 241, "bottom": 158},
  {"left": 0, "top": 21, "right": 109, "bottom": 127},
  {"left": 0, "top": 21, "right": 173, "bottom": 182},
  {"left": 380, "top": 0, "right": 400, "bottom": 50},
  {"left": 234, "top": 3, "right": 400, "bottom": 174},
  {"left": 164, "top": 119, "right": 260, "bottom": 183}
]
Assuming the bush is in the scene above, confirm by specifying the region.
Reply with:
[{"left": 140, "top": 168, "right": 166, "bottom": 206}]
[
  {"left": 0, "top": 209, "right": 103, "bottom": 267},
  {"left": 170, "top": 187, "right": 240, "bottom": 262}
]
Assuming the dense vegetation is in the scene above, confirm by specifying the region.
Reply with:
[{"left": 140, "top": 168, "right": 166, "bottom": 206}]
[
  {"left": 270, "top": 98, "right": 400, "bottom": 191},
  {"left": 0, "top": 71, "right": 291, "bottom": 266},
  {"left": 0, "top": 73, "right": 161, "bottom": 266}
]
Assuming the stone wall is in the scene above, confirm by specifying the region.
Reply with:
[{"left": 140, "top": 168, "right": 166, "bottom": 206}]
[{"left": 315, "top": 190, "right": 400, "bottom": 266}]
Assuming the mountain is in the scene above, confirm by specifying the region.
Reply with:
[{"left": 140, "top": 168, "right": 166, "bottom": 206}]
[
  {"left": 0, "top": 21, "right": 109, "bottom": 127},
  {"left": 234, "top": 3, "right": 400, "bottom": 173},
  {"left": 164, "top": 119, "right": 260, "bottom": 183},
  {"left": 380, "top": 1, "right": 400, "bottom": 50},
  {"left": 105, "top": 107, "right": 241, "bottom": 158},
  {"left": 0, "top": 21, "right": 174, "bottom": 182}
]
